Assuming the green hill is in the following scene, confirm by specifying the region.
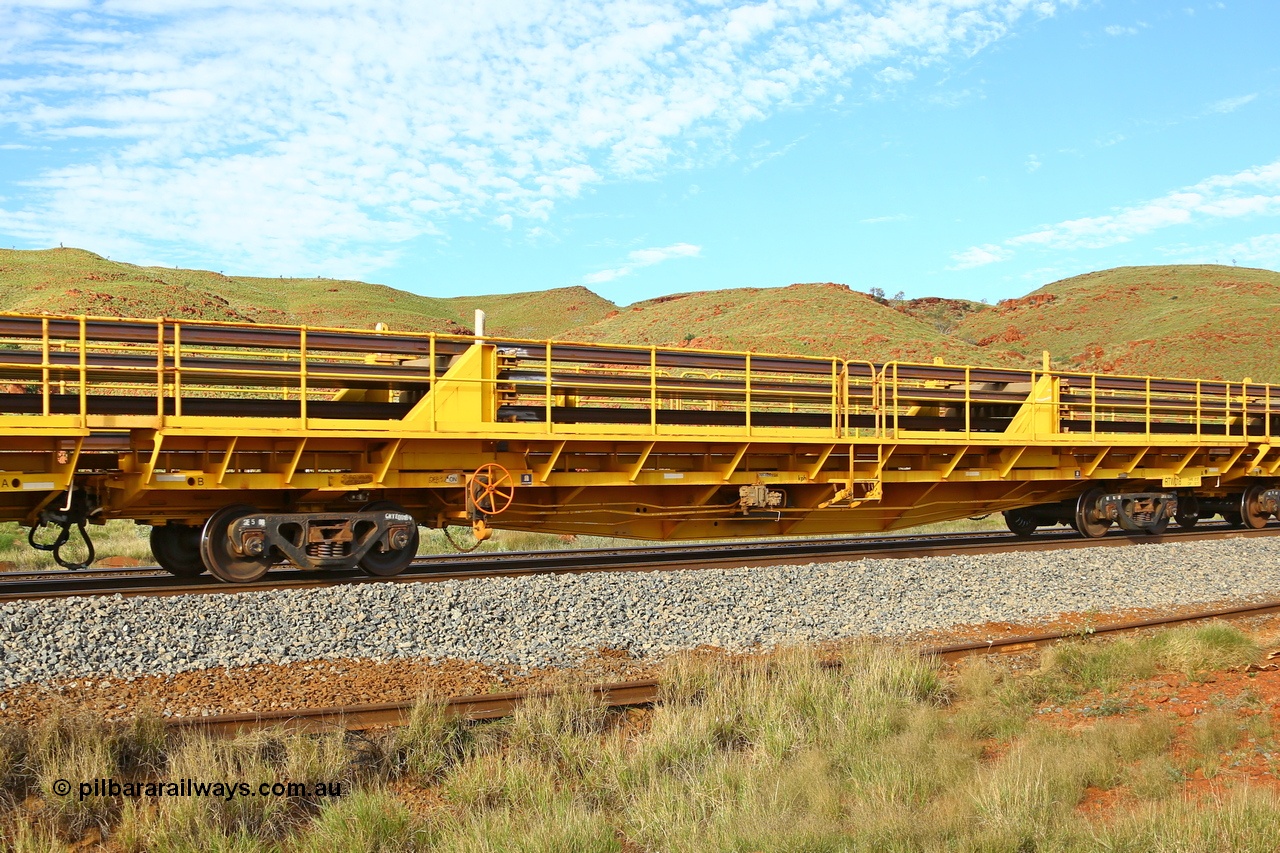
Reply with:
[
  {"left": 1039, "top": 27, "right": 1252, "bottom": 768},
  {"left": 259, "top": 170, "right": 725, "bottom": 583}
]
[
  {"left": 951, "top": 265, "right": 1280, "bottom": 382},
  {"left": 2, "top": 248, "right": 1278, "bottom": 382},
  {"left": 572, "top": 282, "right": 998, "bottom": 365},
  {"left": 0, "top": 248, "right": 614, "bottom": 338}
]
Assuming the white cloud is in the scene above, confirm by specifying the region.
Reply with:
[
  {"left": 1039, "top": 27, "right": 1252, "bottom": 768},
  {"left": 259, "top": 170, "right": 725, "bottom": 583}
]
[
  {"left": 1025, "top": 154, "right": 1042, "bottom": 173},
  {"left": 1104, "top": 24, "right": 1137, "bottom": 36},
  {"left": 875, "top": 66, "right": 915, "bottom": 84},
  {"left": 859, "top": 214, "right": 910, "bottom": 224},
  {"left": 1162, "top": 233, "right": 1280, "bottom": 267},
  {"left": 0, "top": 0, "right": 1074, "bottom": 277},
  {"left": 1208, "top": 93, "right": 1257, "bottom": 114},
  {"left": 746, "top": 137, "right": 804, "bottom": 171},
  {"left": 949, "top": 244, "right": 1011, "bottom": 270},
  {"left": 1225, "top": 233, "right": 1280, "bottom": 264},
  {"left": 952, "top": 159, "right": 1280, "bottom": 265},
  {"left": 584, "top": 242, "right": 700, "bottom": 284}
]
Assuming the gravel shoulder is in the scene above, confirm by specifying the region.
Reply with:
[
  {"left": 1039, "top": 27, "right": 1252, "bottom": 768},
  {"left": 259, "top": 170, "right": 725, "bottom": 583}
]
[{"left": 3, "top": 536, "right": 1278, "bottom": 722}]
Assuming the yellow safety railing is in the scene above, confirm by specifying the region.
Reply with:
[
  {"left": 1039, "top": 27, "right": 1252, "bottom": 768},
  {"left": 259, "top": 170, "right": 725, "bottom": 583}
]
[{"left": 0, "top": 312, "right": 1273, "bottom": 445}]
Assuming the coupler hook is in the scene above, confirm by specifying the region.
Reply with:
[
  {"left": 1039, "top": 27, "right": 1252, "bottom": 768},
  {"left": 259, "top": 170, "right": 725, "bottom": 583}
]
[{"left": 29, "top": 488, "right": 99, "bottom": 570}]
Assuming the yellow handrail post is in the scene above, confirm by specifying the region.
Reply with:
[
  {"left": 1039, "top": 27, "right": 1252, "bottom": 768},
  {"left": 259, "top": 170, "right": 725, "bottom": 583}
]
[
  {"left": 744, "top": 353, "right": 752, "bottom": 435},
  {"left": 174, "top": 323, "right": 183, "bottom": 418},
  {"left": 428, "top": 334, "right": 437, "bottom": 432},
  {"left": 834, "top": 358, "right": 844, "bottom": 438},
  {"left": 77, "top": 316, "right": 87, "bottom": 426},
  {"left": 1225, "top": 382, "right": 1232, "bottom": 437},
  {"left": 545, "top": 341, "right": 553, "bottom": 432},
  {"left": 1145, "top": 377, "right": 1151, "bottom": 438},
  {"left": 1243, "top": 379, "right": 1249, "bottom": 441},
  {"left": 299, "top": 327, "right": 308, "bottom": 424},
  {"left": 892, "top": 364, "right": 900, "bottom": 436},
  {"left": 650, "top": 347, "right": 657, "bottom": 434},
  {"left": 964, "top": 366, "right": 971, "bottom": 438},
  {"left": 1195, "top": 380, "right": 1201, "bottom": 437},
  {"left": 1090, "top": 374, "right": 1096, "bottom": 439},
  {"left": 155, "top": 319, "right": 165, "bottom": 422},
  {"left": 40, "top": 316, "right": 49, "bottom": 417}
]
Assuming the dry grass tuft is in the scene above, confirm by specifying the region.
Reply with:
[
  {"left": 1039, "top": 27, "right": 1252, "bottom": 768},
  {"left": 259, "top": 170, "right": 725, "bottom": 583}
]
[{"left": 3, "top": 626, "right": 1280, "bottom": 848}]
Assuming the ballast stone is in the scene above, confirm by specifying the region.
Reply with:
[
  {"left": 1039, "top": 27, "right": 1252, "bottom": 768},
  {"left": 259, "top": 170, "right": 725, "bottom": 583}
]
[{"left": 0, "top": 537, "right": 1278, "bottom": 687}]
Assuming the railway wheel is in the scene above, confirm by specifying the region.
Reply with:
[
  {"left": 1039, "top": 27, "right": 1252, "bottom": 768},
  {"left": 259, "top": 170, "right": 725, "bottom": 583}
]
[
  {"left": 1002, "top": 508, "right": 1037, "bottom": 538},
  {"left": 1073, "top": 487, "right": 1111, "bottom": 539},
  {"left": 1174, "top": 494, "right": 1200, "bottom": 529},
  {"left": 357, "top": 500, "right": 420, "bottom": 577},
  {"left": 200, "top": 505, "right": 273, "bottom": 583},
  {"left": 469, "top": 463, "right": 515, "bottom": 516},
  {"left": 150, "top": 524, "right": 206, "bottom": 577},
  {"left": 1240, "top": 485, "right": 1273, "bottom": 530},
  {"left": 1143, "top": 514, "right": 1170, "bottom": 536},
  {"left": 1222, "top": 510, "right": 1244, "bottom": 528}
]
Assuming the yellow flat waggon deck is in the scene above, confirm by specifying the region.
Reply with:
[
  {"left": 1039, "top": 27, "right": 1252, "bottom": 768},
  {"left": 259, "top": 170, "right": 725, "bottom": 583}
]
[{"left": 1, "top": 312, "right": 1276, "bottom": 580}]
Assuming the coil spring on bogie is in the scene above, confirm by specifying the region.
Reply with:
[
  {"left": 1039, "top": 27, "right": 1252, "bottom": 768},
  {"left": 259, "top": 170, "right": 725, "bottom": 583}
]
[{"left": 306, "top": 541, "right": 349, "bottom": 558}]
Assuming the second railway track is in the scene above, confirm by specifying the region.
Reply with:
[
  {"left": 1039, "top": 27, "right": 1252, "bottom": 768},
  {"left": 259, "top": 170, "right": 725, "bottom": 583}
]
[
  {"left": 2, "top": 522, "right": 1277, "bottom": 602},
  {"left": 171, "top": 592, "right": 1280, "bottom": 737}
]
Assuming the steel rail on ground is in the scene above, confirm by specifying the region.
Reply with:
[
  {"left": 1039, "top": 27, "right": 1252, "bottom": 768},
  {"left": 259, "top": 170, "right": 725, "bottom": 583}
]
[
  {"left": 2, "top": 524, "right": 1279, "bottom": 602},
  {"left": 170, "top": 593, "right": 1280, "bottom": 737}
]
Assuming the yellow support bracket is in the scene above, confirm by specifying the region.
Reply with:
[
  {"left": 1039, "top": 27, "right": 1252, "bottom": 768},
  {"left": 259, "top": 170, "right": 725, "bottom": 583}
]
[
  {"left": 1081, "top": 447, "right": 1110, "bottom": 477},
  {"left": 871, "top": 445, "right": 896, "bottom": 478},
  {"left": 996, "top": 446, "right": 1026, "bottom": 479},
  {"left": 939, "top": 446, "right": 969, "bottom": 479},
  {"left": 1172, "top": 447, "right": 1199, "bottom": 475},
  {"left": 1216, "top": 446, "right": 1248, "bottom": 477},
  {"left": 55, "top": 437, "right": 84, "bottom": 482},
  {"left": 720, "top": 443, "right": 749, "bottom": 480},
  {"left": 118, "top": 432, "right": 165, "bottom": 505},
  {"left": 628, "top": 443, "right": 655, "bottom": 482},
  {"left": 216, "top": 437, "right": 239, "bottom": 485},
  {"left": 1004, "top": 374, "right": 1058, "bottom": 436},
  {"left": 533, "top": 440, "right": 567, "bottom": 483},
  {"left": 373, "top": 438, "right": 403, "bottom": 485},
  {"left": 1248, "top": 445, "right": 1270, "bottom": 475},
  {"left": 1123, "top": 447, "right": 1149, "bottom": 474},
  {"left": 279, "top": 439, "right": 304, "bottom": 485},
  {"left": 143, "top": 433, "right": 165, "bottom": 484},
  {"left": 806, "top": 444, "right": 835, "bottom": 480}
]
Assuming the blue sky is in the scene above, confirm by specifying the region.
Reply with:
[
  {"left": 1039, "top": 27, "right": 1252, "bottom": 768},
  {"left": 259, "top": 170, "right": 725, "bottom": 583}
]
[{"left": 1, "top": 1, "right": 1276, "bottom": 306}]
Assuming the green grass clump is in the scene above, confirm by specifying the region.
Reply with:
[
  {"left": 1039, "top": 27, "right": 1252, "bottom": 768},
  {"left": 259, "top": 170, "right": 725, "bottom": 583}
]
[
  {"left": 1036, "top": 622, "right": 1259, "bottom": 700},
  {"left": 292, "top": 788, "right": 424, "bottom": 853},
  {"left": 3, "top": 628, "right": 1278, "bottom": 849}
]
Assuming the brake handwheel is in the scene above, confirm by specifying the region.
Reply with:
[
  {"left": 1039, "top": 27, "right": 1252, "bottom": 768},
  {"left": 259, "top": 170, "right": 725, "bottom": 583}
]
[{"left": 468, "top": 463, "right": 515, "bottom": 516}]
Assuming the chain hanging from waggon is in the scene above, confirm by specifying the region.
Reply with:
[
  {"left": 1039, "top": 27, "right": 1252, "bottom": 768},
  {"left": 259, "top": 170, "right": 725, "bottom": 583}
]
[{"left": 28, "top": 487, "right": 100, "bottom": 570}]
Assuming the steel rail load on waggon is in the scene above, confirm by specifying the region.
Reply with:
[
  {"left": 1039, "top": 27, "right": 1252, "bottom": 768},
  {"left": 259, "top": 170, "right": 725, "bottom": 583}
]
[{"left": 0, "top": 311, "right": 1277, "bottom": 583}]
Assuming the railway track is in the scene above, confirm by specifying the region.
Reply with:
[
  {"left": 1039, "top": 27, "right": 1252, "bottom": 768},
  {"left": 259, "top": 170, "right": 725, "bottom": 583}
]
[
  {"left": 170, "top": 592, "right": 1280, "bottom": 737},
  {"left": 3, "top": 522, "right": 1278, "bottom": 602}
]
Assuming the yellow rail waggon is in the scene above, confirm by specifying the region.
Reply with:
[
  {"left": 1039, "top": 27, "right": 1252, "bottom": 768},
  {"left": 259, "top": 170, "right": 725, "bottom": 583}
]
[{"left": 0, "top": 312, "right": 1276, "bottom": 581}]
